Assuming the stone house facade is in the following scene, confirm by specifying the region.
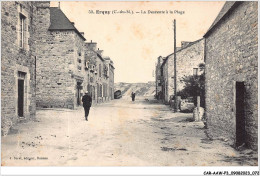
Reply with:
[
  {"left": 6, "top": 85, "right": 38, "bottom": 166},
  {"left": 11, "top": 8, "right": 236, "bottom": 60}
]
[
  {"left": 204, "top": 1, "right": 258, "bottom": 150},
  {"left": 35, "top": 3, "right": 87, "bottom": 109},
  {"left": 85, "top": 42, "right": 98, "bottom": 103},
  {"left": 85, "top": 42, "right": 115, "bottom": 104},
  {"left": 175, "top": 39, "right": 205, "bottom": 91},
  {"left": 104, "top": 57, "right": 115, "bottom": 100},
  {"left": 96, "top": 51, "right": 108, "bottom": 103},
  {"left": 109, "top": 60, "right": 115, "bottom": 100},
  {"left": 160, "top": 39, "right": 205, "bottom": 103},
  {"left": 155, "top": 56, "right": 163, "bottom": 99},
  {"left": 1, "top": 1, "right": 38, "bottom": 135},
  {"left": 160, "top": 57, "right": 170, "bottom": 103}
]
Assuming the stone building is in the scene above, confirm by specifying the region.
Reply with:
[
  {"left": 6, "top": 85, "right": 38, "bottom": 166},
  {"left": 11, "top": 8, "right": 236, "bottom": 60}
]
[
  {"left": 109, "top": 60, "right": 115, "bottom": 100},
  {"left": 85, "top": 42, "right": 115, "bottom": 104},
  {"left": 1, "top": 1, "right": 38, "bottom": 135},
  {"left": 160, "top": 39, "right": 205, "bottom": 103},
  {"left": 204, "top": 1, "right": 258, "bottom": 150},
  {"left": 104, "top": 57, "right": 115, "bottom": 100},
  {"left": 95, "top": 47, "right": 105, "bottom": 103},
  {"left": 155, "top": 56, "right": 163, "bottom": 99},
  {"left": 85, "top": 42, "right": 98, "bottom": 103},
  {"left": 160, "top": 57, "right": 170, "bottom": 103},
  {"left": 35, "top": 3, "right": 87, "bottom": 109},
  {"left": 1, "top": 1, "right": 115, "bottom": 135}
]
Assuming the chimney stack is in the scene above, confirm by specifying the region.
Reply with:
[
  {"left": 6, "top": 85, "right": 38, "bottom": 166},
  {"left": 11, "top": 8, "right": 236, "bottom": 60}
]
[
  {"left": 35, "top": 1, "right": 50, "bottom": 8},
  {"left": 86, "top": 41, "right": 97, "bottom": 51},
  {"left": 181, "top": 41, "right": 191, "bottom": 48}
]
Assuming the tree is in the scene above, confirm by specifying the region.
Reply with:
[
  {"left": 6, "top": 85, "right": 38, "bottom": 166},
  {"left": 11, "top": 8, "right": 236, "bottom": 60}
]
[{"left": 177, "top": 63, "right": 205, "bottom": 108}]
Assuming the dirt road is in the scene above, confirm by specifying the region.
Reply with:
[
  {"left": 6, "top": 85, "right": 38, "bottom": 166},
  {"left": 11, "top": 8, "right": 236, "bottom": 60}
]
[{"left": 1, "top": 97, "right": 257, "bottom": 166}]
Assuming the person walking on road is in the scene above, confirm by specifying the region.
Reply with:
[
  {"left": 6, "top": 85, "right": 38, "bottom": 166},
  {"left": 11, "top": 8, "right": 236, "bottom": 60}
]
[
  {"left": 131, "top": 92, "right": 136, "bottom": 102},
  {"left": 82, "top": 91, "right": 92, "bottom": 121}
]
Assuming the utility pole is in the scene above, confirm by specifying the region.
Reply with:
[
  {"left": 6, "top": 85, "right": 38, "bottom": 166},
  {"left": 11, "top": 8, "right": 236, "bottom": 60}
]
[{"left": 174, "top": 19, "right": 178, "bottom": 112}]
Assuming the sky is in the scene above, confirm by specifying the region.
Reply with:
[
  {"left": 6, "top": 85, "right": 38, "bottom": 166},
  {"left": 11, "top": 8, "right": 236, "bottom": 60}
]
[{"left": 51, "top": 1, "right": 225, "bottom": 83}]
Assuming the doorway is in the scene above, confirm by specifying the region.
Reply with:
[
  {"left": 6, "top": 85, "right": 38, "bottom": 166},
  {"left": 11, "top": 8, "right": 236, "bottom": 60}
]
[
  {"left": 236, "top": 81, "right": 246, "bottom": 147},
  {"left": 18, "top": 79, "right": 24, "bottom": 117},
  {"left": 76, "top": 82, "right": 82, "bottom": 106}
]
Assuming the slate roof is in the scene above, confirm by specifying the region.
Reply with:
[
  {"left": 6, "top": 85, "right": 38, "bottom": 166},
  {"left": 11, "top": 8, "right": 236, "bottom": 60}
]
[
  {"left": 95, "top": 52, "right": 105, "bottom": 61},
  {"left": 204, "top": 1, "right": 241, "bottom": 37},
  {"left": 49, "top": 7, "right": 86, "bottom": 41},
  {"left": 104, "top": 57, "right": 111, "bottom": 60}
]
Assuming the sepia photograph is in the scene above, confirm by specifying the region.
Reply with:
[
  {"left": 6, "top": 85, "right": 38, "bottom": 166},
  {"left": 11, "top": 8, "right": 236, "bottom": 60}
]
[{"left": 1, "top": 0, "right": 259, "bottom": 175}]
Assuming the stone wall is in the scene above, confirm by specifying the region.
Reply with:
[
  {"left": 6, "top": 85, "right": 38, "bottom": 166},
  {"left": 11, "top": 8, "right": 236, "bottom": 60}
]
[
  {"left": 35, "top": 31, "right": 75, "bottom": 108},
  {"left": 34, "top": 4, "right": 86, "bottom": 109},
  {"left": 85, "top": 43, "right": 98, "bottom": 104},
  {"left": 155, "top": 56, "right": 162, "bottom": 98},
  {"left": 163, "top": 39, "right": 204, "bottom": 103},
  {"left": 166, "top": 54, "right": 175, "bottom": 102},
  {"left": 205, "top": 2, "right": 258, "bottom": 150},
  {"left": 109, "top": 63, "right": 115, "bottom": 100},
  {"left": 161, "top": 58, "right": 170, "bottom": 103},
  {"left": 176, "top": 39, "right": 205, "bottom": 91},
  {"left": 1, "top": 1, "right": 37, "bottom": 135},
  {"left": 96, "top": 56, "right": 104, "bottom": 103},
  {"left": 73, "top": 32, "right": 87, "bottom": 106}
]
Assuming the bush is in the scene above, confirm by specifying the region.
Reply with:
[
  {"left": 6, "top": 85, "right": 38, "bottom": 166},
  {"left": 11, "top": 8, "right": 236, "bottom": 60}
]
[{"left": 177, "top": 63, "right": 205, "bottom": 108}]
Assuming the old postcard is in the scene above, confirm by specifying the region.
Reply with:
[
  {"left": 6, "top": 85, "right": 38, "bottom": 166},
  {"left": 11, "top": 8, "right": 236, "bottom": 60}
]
[{"left": 1, "top": 0, "right": 259, "bottom": 175}]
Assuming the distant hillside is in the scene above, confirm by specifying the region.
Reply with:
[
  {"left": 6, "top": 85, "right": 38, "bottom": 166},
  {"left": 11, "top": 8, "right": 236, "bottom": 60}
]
[{"left": 114, "top": 82, "right": 156, "bottom": 97}]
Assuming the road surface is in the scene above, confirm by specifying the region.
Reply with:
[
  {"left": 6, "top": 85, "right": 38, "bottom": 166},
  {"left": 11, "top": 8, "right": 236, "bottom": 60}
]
[{"left": 1, "top": 96, "right": 257, "bottom": 166}]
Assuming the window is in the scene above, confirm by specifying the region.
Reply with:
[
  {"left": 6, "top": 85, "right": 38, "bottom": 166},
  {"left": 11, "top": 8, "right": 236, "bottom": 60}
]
[
  {"left": 193, "top": 68, "right": 198, "bottom": 76},
  {"left": 99, "top": 64, "right": 101, "bottom": 77},
  {"left": 100, "top": 84, "right": 102, "bottom": 97},
  {"left": 19, "top": 13, "right": 26, "bottom": 48}
]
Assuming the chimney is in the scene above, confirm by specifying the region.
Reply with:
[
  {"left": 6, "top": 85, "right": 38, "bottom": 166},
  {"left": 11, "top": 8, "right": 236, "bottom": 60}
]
[
  {"left": 181, "top": 41, "right": 191, "bottom": 48},
  {"left": 91, "top": 40, "right": 92, "bottom": 43},
  {"left": 158, "top": 56, "right": 161, "bottom": 64},
  {"left": 86, "top": 41, "right": 97, "bottom": 51},
  {"left": 71, "top": 22, "right": 75, "bottom": 25},
  {"left": 34, "top": 1, "right": 50, "bottom": 8}
]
